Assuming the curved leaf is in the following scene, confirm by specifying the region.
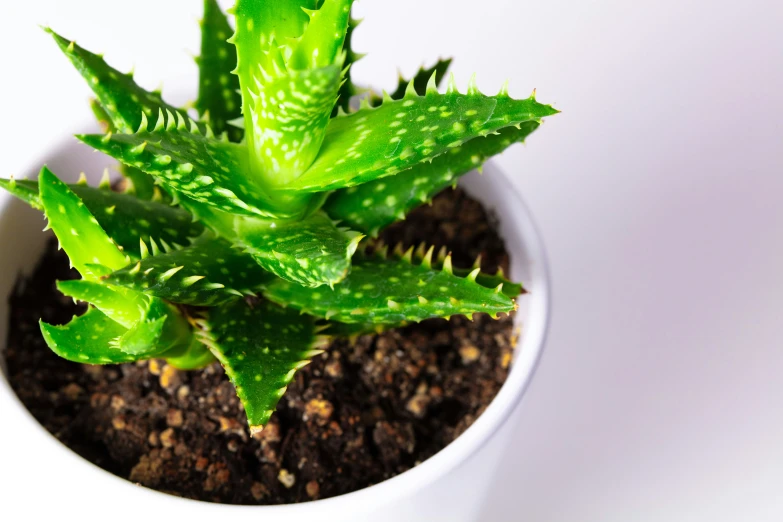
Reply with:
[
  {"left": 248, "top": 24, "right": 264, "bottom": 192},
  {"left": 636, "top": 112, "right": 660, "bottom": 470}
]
[
  {"left": 40, "top": 308, "right": 135, "bottom": 364},
  {"left": 0, "top": 176, "right": 42, "bottom": 210},
  {"left": 114, "top": 298, "right": 192, "bottom": 357},
  {"left": 57, "top": 279, "right": 146, "bottom": 328},
  {"left": 234, "top": 211, "right": 363, "bottom": 287},
  {"left": 77, "top": 130, "right": 291, "bottom": 218},
  {"left": 232, "top": 0, "right": 316, "bottom": 171},
  {"left": 324, "top": 122, "right": 540, "bottom": 235},
  {"left": 263, "top": 248, "right": 515, "bottom": 324},
  {"left": 289, "top": 0, "right": 354, "bottom": 70},
  {"left": 245, "top": 64, "right": 343, "bottom": 184},
  {"left": 233, "top": 0, "right": 351, "bottom": 183},
  {"left": 46, "top": 28, "right": 204, "bottom": 134},
  {"left": 56, "top": 280, "right": 195, "bottom": 358},
  {"left": 419, "top": 243, "right": 524, "bottom": 299},
  {"left": 117, "top": 314, "right": 167, "bottom": 356},
  {"left": 1, "top": 174, "right": 203, "bottom": 259},
  {"left": 284, "top": 80, "right": 558, "bottom": 192},
  {"left": 105, "top": 236, "right": 274, "bottom": 306},
  {"left": 39, "top": 167, "right": 129, "bottom": 279},
  {"left": 68, "top": 185, "right": 203, "bottom": 258},
  {"left": 199, "top": 299, "right": 329, "bottom": 432}
]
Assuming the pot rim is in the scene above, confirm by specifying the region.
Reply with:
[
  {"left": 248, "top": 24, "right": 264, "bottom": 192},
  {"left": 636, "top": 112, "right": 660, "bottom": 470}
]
[{"left": 0, "top": 132, "right": 550, "bottom": 515}]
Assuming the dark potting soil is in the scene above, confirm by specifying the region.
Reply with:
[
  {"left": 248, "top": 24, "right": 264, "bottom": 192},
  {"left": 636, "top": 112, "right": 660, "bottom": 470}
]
[{"left": 4, "top": 187, "right": 516, "bottom": 504}]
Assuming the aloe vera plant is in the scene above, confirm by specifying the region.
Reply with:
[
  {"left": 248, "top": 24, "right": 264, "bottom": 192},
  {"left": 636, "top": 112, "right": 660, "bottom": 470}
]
[{"left": 1, "top": 0, "right": 557, "bottom": 434}]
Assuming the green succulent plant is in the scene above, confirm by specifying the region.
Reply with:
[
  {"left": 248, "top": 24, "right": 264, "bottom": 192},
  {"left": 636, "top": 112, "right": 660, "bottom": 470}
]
[{"left": 0, "top": 0, "right": 557, "bottom": 434}]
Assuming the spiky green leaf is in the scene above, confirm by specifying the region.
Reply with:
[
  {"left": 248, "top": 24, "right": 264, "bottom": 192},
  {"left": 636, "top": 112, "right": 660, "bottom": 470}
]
[
  {"left": 196, "top": 0, "right": 243, "bottom": 142},
  {"left": 200, "top": 299, "right": 329, "bottom": 431},
  {"left": 39, "top": 167, "right": 129, "bottom": 279},
  {"left": 233, "top": 1, "right": 351, "bottom": 183},
  {"left": 0, "top": 175, "right": 203, "bottom": 259},
  {"left": 289, "top": 0, "right": 354, "bottom": 70},
  {"left": 263, "top": 249, "right": 515, "bottom": 323},
  {"left": 0, "top": 176, "right": 42, "bottom": 210},
  {"left": 66, "top": 185, "right": 203, "bottom": 259},
  {"left": 105, "top": 236, "right": 274, "bottom": 306},
  {"left": 39, "top": 302, "right": 190, "bottom": 364},
  {"left": 114, "top": 298, "right": 192, "bottom": 357},
  {"left": 46, "top": 28, "right": 202, "bottom": 134},
  {"left": 56, "top": 280, "right": 195, "bottom": 358},
  {"left": 57, "top": 279, "right": 145, "bottom": 328},
  {"left": 285, "top": 83, "right": 558, "bottom": 192},
  {"left": 234, "top": 211, "right": 363, "bottom": 287},
  {"left": 231, "top": 0, "right": 314, "bottom": 137},
  {"left": 231, "top": 0, "right": 311, "bottom": 128},
  {"left": 245, "top": 65, "right": 343, "bottom": 184},
  {"left": 39, "top": 308, "right": 135, "bottom": 364},
  {"left": 324, "top": 122, "right": 540, "bottom": 235},
  {"left": 117, "top": 314, "right": 167, "bottom": 356},
  {"left": 77, "top": 130, "right": 303, "bottom": 219},
  {"left": 37, "top": 168, "right": 195, "bottom": 358}
]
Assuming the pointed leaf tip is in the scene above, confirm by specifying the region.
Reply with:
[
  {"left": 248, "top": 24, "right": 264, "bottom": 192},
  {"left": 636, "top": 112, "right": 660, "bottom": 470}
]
[
  {"left": 203, "top": 300, "right": 324, "bottom": 428},
  {"left": 47, "top": 28, "right": 203, "bottom": 134},
  {"left": 38, "top": 167, "right": 128, "bottom": 279}
]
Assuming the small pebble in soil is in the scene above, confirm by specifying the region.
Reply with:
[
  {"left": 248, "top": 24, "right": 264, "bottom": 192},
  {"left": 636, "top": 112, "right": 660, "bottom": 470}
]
[
  {"left": 166, "top": 409, "right": 184, "bottom": 428},
  {"left": 251, "top": 482, "right": 268, "bottom": 501},
  {"left": 160, "top": 428, "right": 176, "bottom": 448},
  {"left": 306, "top": 480, "right": 320, "bottom": 499},
  {"left": 148, "top": 360, "right": 162, "bottom": 376},
  {"left": 278, "top": 469, "right": 296, "bottom": 489},
  {"left": 112, "top": 416, "right": 126, "bottom": 431},
  {"left": 459, "top": 343, "right": 482, "bottom": 365}
]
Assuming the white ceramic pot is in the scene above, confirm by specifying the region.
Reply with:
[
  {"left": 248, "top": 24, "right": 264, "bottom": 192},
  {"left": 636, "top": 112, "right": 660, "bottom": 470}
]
[{"left": 0, "top": 136, "right": 549, "bottom": 521}]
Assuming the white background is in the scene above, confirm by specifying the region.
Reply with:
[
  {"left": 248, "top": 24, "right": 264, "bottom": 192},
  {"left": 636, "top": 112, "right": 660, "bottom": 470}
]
[{"left": 2, "top": 1, "right": 782, "bottom": 520}]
